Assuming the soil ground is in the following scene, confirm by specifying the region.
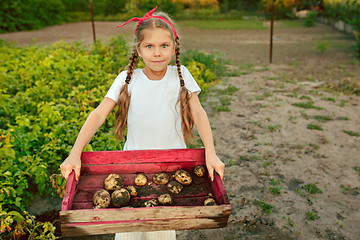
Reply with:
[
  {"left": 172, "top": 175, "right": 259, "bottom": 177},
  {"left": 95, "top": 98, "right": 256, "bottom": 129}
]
[{"left": 1, "top": 20, "right": 359, "bottom": 240}]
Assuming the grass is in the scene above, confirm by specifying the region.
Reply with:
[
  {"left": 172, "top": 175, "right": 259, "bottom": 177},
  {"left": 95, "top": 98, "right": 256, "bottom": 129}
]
[
  {"left": 343, "top": 130, "right": 360, "bottom": 137},
  {"left": 179, "top": 19, "right": 265, "bottom": 30},
  {"left": 301, "top": 183, "right": 322, "bottom": 194},
  {"left": 253, "top": 199, "right": 273, "bottom": 215},
  {"left": 307, "top": 123, "right": 323, "bottom": 131},
  {"left": 315, "top": 115, "right": 332, "bottom": 122},
  {"left": 306, "top": 210, "right": 320, "bottom": 221},
  {"left": 269, "top": 178, "right": 282, "bottom": 195},
  {"left": 292, "top": 101, "right": 324, "bottom": 110}
]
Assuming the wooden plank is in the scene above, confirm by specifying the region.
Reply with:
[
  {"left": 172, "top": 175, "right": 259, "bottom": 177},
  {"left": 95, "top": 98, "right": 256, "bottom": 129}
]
[
  {"left": 209, "top": 175, "right": 230, "bottom": 205},
  {"left": 80, "top": 161, "right": 203, "bottom": 175},
  {"left": 60, "top": 205, "right": 231, "bottom": 224},
  {"left": 81, "top": 149, "right": 205, "bottom": 165},
  {"left": 61, "top": 217, "right": 229, "bottom": 237},
  {"left": 61, "top": 171, "right": 78, "bottom": 211},
  {"left": 77, "top": 171, "right": 210, "bottom": 190},
  {"left": 71, "top": 195, "right": 222, "bottom": 210}
]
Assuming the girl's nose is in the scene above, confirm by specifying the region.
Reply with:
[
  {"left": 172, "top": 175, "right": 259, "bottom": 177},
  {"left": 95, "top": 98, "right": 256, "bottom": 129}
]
[{"left": 154, "top": 47, "right": 161, "bottom": 56}]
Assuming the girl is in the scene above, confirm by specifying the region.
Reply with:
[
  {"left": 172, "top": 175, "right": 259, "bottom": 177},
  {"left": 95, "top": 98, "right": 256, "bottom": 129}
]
[{"left": 60, "top": 6, "right": 224, "bottom": 240}]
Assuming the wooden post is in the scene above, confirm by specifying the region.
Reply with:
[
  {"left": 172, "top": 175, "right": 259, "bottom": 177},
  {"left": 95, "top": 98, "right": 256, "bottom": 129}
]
[
  {"left": 90, "top": 0, "right": 96, "bottom": 43},
  {"left": 269, "top": 2, "right": 274, "bottom": 63}
]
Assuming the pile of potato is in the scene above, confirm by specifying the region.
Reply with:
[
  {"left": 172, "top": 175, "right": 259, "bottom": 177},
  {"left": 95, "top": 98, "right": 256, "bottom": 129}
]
[{"left": 93, "top": 165, "right": 217, "bottom": 209}]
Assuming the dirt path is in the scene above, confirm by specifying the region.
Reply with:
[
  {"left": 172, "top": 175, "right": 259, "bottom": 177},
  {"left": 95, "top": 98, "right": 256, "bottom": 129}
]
[{"left": 2, "top": 21, "right": 359, "bottom": 240}]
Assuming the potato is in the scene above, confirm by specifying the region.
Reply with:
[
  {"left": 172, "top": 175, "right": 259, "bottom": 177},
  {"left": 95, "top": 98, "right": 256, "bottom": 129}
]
[
  {"left": 104, "top": 173, "right": 124, "bottom": 191},
  {"left": 158, "top": 193, "right": 173, "bottom": 205},
  {"left": 194, "top": 165, "right": 206, "bottom": 177},
  {"left": 174, "top": 169, "right": 192, "bottom": 185},
  {"left": 134, "top": 173, "right": 148, "bottom": 186},
  {"left": 204, "top": 198, "right": 217, "bottom": 206},
  {"left": 126, "top": 185, "right": 138, "bottom": 197},
  {"left": 152, "top": 172, "right": 170, "bottom": 185},
  {"left": 111, "top": 189, "right": 130, "bottom": 207},
  {"left": 167, "top": 180, "right": 183, "bottom": 194},
  {"left": 143, "top": 199, "right": 158, "bottom": 207},
  {"left": 93, "top": 189, "right": 111, "bottom": 209}
]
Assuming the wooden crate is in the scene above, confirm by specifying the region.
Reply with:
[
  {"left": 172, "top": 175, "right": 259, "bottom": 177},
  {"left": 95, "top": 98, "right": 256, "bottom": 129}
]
[{"left": 60, "top": 148, "right": 231, "bottom": 237}]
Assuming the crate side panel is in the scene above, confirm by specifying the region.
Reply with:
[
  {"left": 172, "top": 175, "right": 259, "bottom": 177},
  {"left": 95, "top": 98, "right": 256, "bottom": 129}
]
[
  {"left": 61, "top": 216, "right": 229, "bottom": 236},
  {"left": 81, "top": 161, "right": 205, "bottom": 175},
  {"left": 60, "top": 205, "right": 231, "bottom": 224},
  {"left": 81, "top": 149, "right": 205, "bottom": 165}
]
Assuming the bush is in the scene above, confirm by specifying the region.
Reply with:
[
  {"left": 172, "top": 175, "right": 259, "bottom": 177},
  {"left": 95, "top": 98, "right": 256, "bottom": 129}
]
[
  {"left": 304, "top": 11, "right": 318, "bottom": 27},
  {"left": 0, "top": 0, "right": 66, "bottom": 33}
]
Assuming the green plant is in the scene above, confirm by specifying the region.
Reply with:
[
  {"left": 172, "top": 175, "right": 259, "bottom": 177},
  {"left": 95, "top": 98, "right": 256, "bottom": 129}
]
[
  {"left": 343, "top": 130, "right": 360, "bottom": 137},
  {"left": 314, "top": 40, "right": 329, "bottom": 54},
  {"left": 269, "top": 178, "right": 282, "bottom": 195},
  {"left": 0, "top": 206, "right": 58, "bottom": 239},
  {"left": 301, "top": 183, "right": 323, "bottom": 194},
  {"left": 292, "top": 101, "right": 323, "bottom": 109},
  {"left": 306, "top": 210, "right": 320, "bottom": 221},
  {"left": 307, "top": 123, "right": 323, "bottom": 130},
  {"left": 304, "top": 11, "right": 318, "bottom": 27},
  {"left": 253, "top": 199, "right": 274, "bottom": 215},
  {"left": 288, "top": 217, "right": 295, "bottom": 227},
  {"left": 340, "top": 185, "right": 359, "bottom": 194}
]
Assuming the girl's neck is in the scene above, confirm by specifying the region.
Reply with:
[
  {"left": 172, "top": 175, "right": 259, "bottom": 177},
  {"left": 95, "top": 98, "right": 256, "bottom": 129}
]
[{"left": 142, "top": 66, "right": 168, "bottom": 81}]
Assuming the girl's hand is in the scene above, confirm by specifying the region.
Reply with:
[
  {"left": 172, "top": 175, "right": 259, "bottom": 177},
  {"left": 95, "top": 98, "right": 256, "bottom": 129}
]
[
  {"left": 60, "top": 155, "right": 81, "bottom": 181},
  {"left": 205, "top": 152, "right": 225, "bottom": 181}
]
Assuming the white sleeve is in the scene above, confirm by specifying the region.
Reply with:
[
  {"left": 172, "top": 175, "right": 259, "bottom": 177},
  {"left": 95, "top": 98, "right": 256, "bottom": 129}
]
[
  {"left": 181, "top": 65, "right": 201, "bottom": 95},
  {"left": 105, "top": 71, "right": 127, "bottom": 103}
]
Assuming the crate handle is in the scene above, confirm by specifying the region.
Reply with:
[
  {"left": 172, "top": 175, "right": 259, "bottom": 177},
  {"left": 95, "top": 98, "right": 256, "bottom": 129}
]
[{"left": 61, "top": 170, "right": 78, "bottom": 211}]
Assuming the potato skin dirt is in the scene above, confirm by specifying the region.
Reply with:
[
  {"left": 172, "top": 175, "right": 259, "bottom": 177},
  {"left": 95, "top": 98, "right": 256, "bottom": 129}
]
[
  {"left": 93, "top": 189, "right": 111, "bottom": 208},
  {"left": 167, "top": 180, "right": 183, "bottom": 194},
  {"left": 134, "top": 173, "right": 148, "bottom": 186},
  {"left": 111, "top": 189, "right": 130, "bottom": 207},
  {"left": 153, "top": 172, "right": 170, "bottom": 185},
  {"left": 174, "top": 169, "right": 192, "bottom": 185},
  {"left": 103, "top": 174, "right": 124, "bottom": 191}
]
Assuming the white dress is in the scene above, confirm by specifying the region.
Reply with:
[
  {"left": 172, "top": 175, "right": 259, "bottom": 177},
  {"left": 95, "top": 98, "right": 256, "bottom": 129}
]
[{"left": 105, "top": 65, "right": 201, "bottom": 240}]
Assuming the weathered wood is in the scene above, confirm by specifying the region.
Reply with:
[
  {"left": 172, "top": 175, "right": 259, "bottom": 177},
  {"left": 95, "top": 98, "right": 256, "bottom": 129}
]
[
  {"left": 71, "top": 195, "right": 221, "bottom": 210},
  {"left": 61, "top": 171, "right": 78, "bottom": 211},
  {"left": 81, "top": 161, "right": 200, "bottom": 175},
  {"left": 80, "top": 149, "right": 205, "bottom": 165},
  {"left": 61, "top": 217, "right": 229, "bottom": 236},
  {"left": 60, "top": 149, "right": 231, "bottom": 236},
  {"left": 60, "top": 205, "right": 231, "bottom": 223}
]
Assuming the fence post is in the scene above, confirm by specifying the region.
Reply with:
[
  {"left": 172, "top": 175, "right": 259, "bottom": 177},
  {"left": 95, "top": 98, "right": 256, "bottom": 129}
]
[
  {"left": 269, "top": 3, "right": 274, "bottom": 63},
  {"left": 90, "top": 0, "right": 96, "bottom": 43}
]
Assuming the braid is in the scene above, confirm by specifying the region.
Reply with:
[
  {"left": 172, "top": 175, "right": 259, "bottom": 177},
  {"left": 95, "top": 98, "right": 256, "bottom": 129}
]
[
  {"left": 125, "top": 48, "right": 138, "bottom": 84},
  {"left": 114, "top": 48, "right": 138, "bottom": 140},
  {"left": 175, "top": 37, "right": 196, "bottom": 144},
  {"left": 175, "top": 37, "right": 185, "bottom": 87}
]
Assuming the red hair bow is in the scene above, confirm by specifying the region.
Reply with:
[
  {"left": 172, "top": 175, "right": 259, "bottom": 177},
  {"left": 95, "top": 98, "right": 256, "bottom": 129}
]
[{"left": 116, "top": 6, "right": 178, "bottom": 39}]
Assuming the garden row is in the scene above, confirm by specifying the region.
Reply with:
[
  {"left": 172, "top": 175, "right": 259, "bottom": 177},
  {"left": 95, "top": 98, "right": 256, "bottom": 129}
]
[{"left": 0, "top": 35, "right": 225, "bottom": 239}]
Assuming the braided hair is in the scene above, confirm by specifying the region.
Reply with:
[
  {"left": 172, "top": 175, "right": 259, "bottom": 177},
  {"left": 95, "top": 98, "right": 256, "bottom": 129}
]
[{"left": 114, "top": 12, "right": 195, "bottom": 144}]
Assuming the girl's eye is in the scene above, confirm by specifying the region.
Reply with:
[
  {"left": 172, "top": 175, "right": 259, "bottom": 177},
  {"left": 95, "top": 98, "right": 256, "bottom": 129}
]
[
  {"left": 146, "top": 45, "right": 152, "bottom": 49},
  {"left": 162, "top": 44, "right": 168, "bottom": 48}
]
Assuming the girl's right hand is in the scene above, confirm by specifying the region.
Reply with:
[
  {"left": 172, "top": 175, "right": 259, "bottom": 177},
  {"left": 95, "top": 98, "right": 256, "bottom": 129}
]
[{"left": 60, "top": 155, "right": 81, "bottom": 181}]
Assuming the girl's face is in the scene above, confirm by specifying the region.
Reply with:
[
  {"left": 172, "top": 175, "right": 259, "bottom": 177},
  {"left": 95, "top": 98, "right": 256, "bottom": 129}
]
[{"left": 137, "top": 27, "right": 175, "bottom": 79}]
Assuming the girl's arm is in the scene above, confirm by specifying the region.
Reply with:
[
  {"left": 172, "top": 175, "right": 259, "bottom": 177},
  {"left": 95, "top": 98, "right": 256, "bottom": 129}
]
[
  {"left": 60, "top": 98, "right": 117, "bottom": 181},
  {"left": 188, "top": 93, "right": 225, "bottom": 181}
]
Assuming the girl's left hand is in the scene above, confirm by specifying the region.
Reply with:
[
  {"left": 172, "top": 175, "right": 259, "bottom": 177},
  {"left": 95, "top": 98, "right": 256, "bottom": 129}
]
[{"left": 205, "top": 152, "right": 225, "bottom": 181}]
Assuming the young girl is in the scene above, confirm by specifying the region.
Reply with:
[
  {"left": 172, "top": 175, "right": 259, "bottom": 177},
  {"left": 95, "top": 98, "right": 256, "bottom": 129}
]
[{"left": 60, "top": 6, "right": 224, "bottom": 240}]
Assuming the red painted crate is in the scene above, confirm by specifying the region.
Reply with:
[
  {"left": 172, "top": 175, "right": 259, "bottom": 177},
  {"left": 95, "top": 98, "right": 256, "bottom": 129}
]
[{"left": 60, "top": 148, "right": 231, "bottom": 237}]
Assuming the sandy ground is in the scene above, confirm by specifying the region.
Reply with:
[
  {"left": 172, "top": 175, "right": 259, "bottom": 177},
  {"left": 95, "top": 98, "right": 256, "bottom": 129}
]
[{"left": 1, "top": 20, "right": 359, "bottom": 240}]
